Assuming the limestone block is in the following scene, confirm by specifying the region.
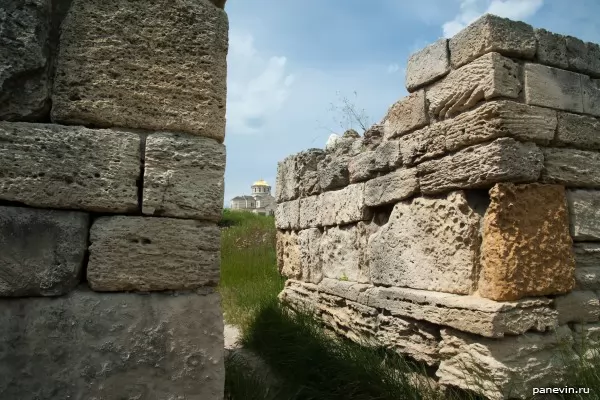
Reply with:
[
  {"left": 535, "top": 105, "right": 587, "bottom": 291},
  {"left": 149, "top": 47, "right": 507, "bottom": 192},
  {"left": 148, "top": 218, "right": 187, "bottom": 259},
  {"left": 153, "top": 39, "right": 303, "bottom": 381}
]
[
  {"left": 88, "top": 217, "right": 220, "bottom": 292},
  {"left": 572, "top": 322, "right": 600, "bottom": 359},
  {"left": 318, "top": 278, "right": 371, "bottom": 303},
  {"left": 362, "top": 286, "right": 557, "bottom": 338},
  {"left": 542, "top": 148, "right": 600, "bottom": 188},
  {"left": 554, "top": 290, "right": 600, "bottom": 324},
  {"left": 427, "top": 53, "right": 521, "bottom": 120},
  {"left": 524, "top": 63, "right": 583, "bottom": 113},
  {"left": 437, "top": 326, "right": 572, "bottom": 400},
  {"left": 449, "top": 14, "right": 536, "bottom": 69},
  {"left": 417, "top": 138, "right": 543, "bottom": 195},
  {"left": 376, "top": 315, "right": 441, "bottom": 366},
  {"left": 574, "top": 243, "right": 600, "bottom": 290},
  {"left": 298, "top": 228, "right": 323, "bottom": 284},
  {"left": 318, "top": 157, "right": 350, "bottom": 192},
  {"left": 0, "top": 122, "right": 140, "bottom": 212},
  {"left": 276, "top": 149, "right": 325, "bottom": 202},
  {"left": 276, "top": 231, "right": 301, "bottom": 280},
  {"left": 368, "top": 191, "right": 481, "bottom": 294},
  {"left": 52, "top": 0, "right": 228, "bottom": 140},
  {"left": 405, "top": 39, "right": 450, "bottom": 92},
  {"left": 318, "top": 293, "right": 379, "bottom": 344},
  {"left": 478, "top": 183, "right": 576, "bottom": 301},
  {"left": 382, "top": 91, "right": 428, "bottom": 140},
  {"left": 321, "top": 223, "right": 372, "bottom": 283},
  {"left": 582, "top": 76, "right": 600, "bottom": 117},
  {"left": 320, "top": 184, "right": 371, "bottom": 227},
  {"left": 275, "top": 156, "right": 297, "bottom": 202},
  {"left": 556, "top": 112, "right": 600, "bottom": 150},
  {"left": 348, "top": 141, "right": 402, "bottom": 183},
  {"left": 400, "top": 101, "right": 556, "bottom": 167},
  {"left": 364, "top": 168, "right": 419, "bottom": 207},
  {"left": 535, "top": 28, "right": 569, "bottom": 69},
  {"left": 278, "top": 280, "right": 319, "bottom": 312},
  {"left": 0, "top": 288, "right": 224, "bottom": 400},
  {"left": 275, "top": 199, "right": 300, "bottom": 230},
  {"left": 297, "top": 195, "right": 321, "bottom": 229},
  {"left": 566, "top": 36, "right": 600, "bottom": 78},
  {"left": 567, "top": 190, "right": 600, "bottom": 241},
  {"left": 142, "top": 133, "right": 225, "bottom": 221},
  {"left": 0, "top": 206, "right": 89, "bottom": 297}
]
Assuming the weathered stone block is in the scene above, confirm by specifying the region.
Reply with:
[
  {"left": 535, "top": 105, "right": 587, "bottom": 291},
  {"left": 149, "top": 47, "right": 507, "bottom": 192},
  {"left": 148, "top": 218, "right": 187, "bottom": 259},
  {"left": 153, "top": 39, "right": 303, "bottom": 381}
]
[
  {"left": 278, "top": 279, "right": 319, "bottom": 312},
  {"left": 321, "top": 223, "right": 374, "bottom": 283},
  {"left": 582, "top": 76, "right": 600, "bottom": 117},
  {"left": 52, "top": 0, "right": 228, "bottom": 140},
  {"left": 417, "top": 138, "right": 543, "bottom": 194},
  {"left": 567, "top": 190, "right": 600, "bottom": 241},
  {"left": 142, "top": 133, "right": 225, "bottom": 221},
  {"left": 542, "top": 148, "right": 600, "bottom": 188},
  {"left": 574, "top": 243, "right": 600, "bottom": 290},
  {"left": 369, "top": 191, "right": 480, "bottom": 294},
  {"left": 0, "top": 122, "right": 140, "bottom": 212},
  {"left": 535, "top": 28, "right": 569, "bottom": 69},
  {"left": 427, "top": 53, "right": 521, "bottom": 120},
  {"left": 557, "top": 112, "right": 600, "bottom": 150},
  {"left": 298, "top": 196, "right": 321, "bottom": 229},
  {"left": 524, "top": 63, "right": 583, "bottom": 113},
  {"left": 479, "top": 183, "right": 576, "bottom": 301},
  {"left": 362, "top": 286, "right": 557, "bottom": 338},
  {"left": 276, "top": 149, "right": 325, "bottom": 202},
  {"left": 572, "top": 322, "right": 600, "bottom": 359},
  {"left": 437, "top": 326, "right": 572, "bottom": 400},
  {"left": 449, "top": 14, "right": 536, "bottom": 69},
  {"left": 318, "top": 278, "right": 371, "bottom": 303},
  {"left": 320, "top": 184, "right": 371, "bottom": 227},
  {"left": 566, "top": 36, "right": 600, "bottom": 78},
  {"left": 400, "top": 101, "right": 556, "bottom": 167},
  {"left": 364, "top": 168, "right": 419, "bottom": 207},
  {"left": 275, "top": 199, "right": 300, "bottom": 230},
  {"left": 348, "top": 141, "right": 402, "bottom": 183},
  {"left": 318, "top": 157, "right": 350, "bottom": 192},
  {"left": 0, "top": 288, "right": 224, "bottom": 400},
  {"left": 0, "top": 206, "right": 88, "bottom": 297},
  {"left": 405, "top": 39, "right": 450, "bottom": 92},
  {"left": 298, "top": 228, "right": 323, "bottom": 284},
  {"left": 276, "top": 231, "right": 301, "bottom": 279},
  {"left": 382, "top": 91, "right": 428, "bottom": 140},
  {"left": 88, "top": 216, "right": 220, "bottom": 292},
  {"left": 376, "top": 315, "right": 441, "bottom": 366},
  {"left": 318, "top": 293, "right": 379, "bottom": 344},
  {"left": 554, "top": 290, "right": 600, "bottom": 324}
]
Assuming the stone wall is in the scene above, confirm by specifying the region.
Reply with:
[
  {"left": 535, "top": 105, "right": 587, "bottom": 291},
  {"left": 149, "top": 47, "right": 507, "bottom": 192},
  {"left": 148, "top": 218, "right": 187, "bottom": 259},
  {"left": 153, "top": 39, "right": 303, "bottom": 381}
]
[
  {"left": 0, "top": 0, "right": 227, "bottom": 399},
  {"left": 275, "top": 14, "right": 600, "bottom": 400}
]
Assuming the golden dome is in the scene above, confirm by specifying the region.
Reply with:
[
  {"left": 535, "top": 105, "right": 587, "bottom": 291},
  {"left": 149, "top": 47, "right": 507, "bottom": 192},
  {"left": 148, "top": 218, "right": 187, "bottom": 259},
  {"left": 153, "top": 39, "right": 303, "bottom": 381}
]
[{"left": 252, "top": 179, "right": 269, "bottom": 187}]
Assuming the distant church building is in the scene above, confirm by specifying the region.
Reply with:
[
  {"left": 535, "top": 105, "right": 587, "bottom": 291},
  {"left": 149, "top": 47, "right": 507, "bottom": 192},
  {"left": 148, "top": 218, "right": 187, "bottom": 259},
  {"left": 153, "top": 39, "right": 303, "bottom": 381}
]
[{"left": 230, "top": 179, "right": 275, "bottom": 216}]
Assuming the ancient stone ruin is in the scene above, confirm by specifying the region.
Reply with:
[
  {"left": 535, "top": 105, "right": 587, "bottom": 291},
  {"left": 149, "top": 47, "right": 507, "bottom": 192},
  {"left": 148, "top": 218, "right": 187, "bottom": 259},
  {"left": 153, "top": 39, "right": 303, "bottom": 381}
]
[
  {"left": 0, "top": 0, "right": 227, "bottom": 398},
  {"left": 275, "top": 14, "right": 600, "bottom": 400}
]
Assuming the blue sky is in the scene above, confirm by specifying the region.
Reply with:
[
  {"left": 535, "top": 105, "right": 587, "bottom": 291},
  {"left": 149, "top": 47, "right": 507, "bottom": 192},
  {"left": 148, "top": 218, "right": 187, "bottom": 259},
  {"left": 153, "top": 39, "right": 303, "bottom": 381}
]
[{"left": 222, "top": 0, "right": 600, "bottom": 204}]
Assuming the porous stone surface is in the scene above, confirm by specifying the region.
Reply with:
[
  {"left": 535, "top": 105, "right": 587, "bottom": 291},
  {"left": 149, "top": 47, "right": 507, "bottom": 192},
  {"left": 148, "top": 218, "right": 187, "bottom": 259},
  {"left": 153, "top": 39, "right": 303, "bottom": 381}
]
[
  {"left": 567, "top": 190, "right": 600, "bottom": 241},
  {"left": 574, "top": 243, "right": 600, "bottom": 290},
  {"left": 348, "top": 141, "right": 402, "bottom": 183},
  {"left": 362, "top": 286, "right": 557, "bottom": 338},
  {"left": 364, "top": 168, "right": 419, "bottom": 207},
  {"left": 0, "top": 206, "right": 89, "bottom": 297},
  {"left": 382, "top": 91, "right": 428, "bottom": 140},
  {"left": 437, "top": 326, "right": 572, "bottom": 400},
  {"left": 318, "top": 157, "right": 350, "bottom": 192},
  {"left": 556, "top": 112, "right": 600, "bottom": 150},
  {"left": 320, "top": 184, "right": 371, "bottom": 227},
  {"left": 275, "top": 199, "right": 300, "bottom": 230},
  {"left": 276, "top": 231, "right": 301, "bottom": 280},
  {"left": 143, "top": 133, "right": 225, "bottom": 221},
  {"left": 276, "top": 149, "right": 325, "bottom": 202},
  {"left": 542, "top": 148, "right": 600, "bottom": 188},
  {"left": 426, "top": 53, "right": 521, "bottom": 120},
  {"left": 399, "top": 101, "right": 556, "bottom": 167},
  {"left": 524, "top": 63, "right": 584, "bottom": 113},
  {"left": 279, "top": 279, "right": 319, "bottom": 312},
  {"left": 0, "top": 122, "right": 140, "bottom": 212},
  {"left": 582, "top": 76, "right": 600, "bottom": 117},
  {"left": 376, "top": 315, "right": 441, "bottom": 366},
  {"left": 478, "top": 183, "right": 576, "bottom": 301},
  {"left": 298, "top": 228, "right": 323, "bottom": 284},
  {"left": 52, "top": 0, "right": 229, "bottom": 140},
  {"left": 572, "top": 323, "right": 600, "bottom": 359},
  {"left": 0, "top": 288, "right": 224, "bottom": 400},
  {"left": 318, "top": 292, "right": 379, "bottom": 344},
  {"left": 449, "top": 14, "right": 536, "bottom": 69},
  {"left": 565, "top": 36, "right": 600, "bottom": 78},
  {"left": 554, "top": 290, "right": 600, "bottom": 324},
  {"left": 88, "top": 216, "right": 220, "bottom": 291},
  {"left": 368, "top": 191, "right": 481, "bottom": 294},
  {"left": 535, "top": 28, "right": 569, "bottom": 69},
  {"left": 298, "top": 196, "right": 321, "bottom": 229},
  {"left": 405, "top": 39, "right": 450, "bottom": 92},
  {"left": 417, "top": 138, "right": 543, "bottom": 195}
]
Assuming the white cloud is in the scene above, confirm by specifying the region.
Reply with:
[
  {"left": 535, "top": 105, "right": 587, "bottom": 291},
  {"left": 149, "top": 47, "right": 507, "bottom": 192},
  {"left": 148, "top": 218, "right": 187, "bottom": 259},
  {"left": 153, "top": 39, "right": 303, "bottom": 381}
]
[
  {"left": 386, "top": 63, "right": 400, "bottom": 73},
  {"left": 442, "top": 0, "right": 544, "bottom": 38}
]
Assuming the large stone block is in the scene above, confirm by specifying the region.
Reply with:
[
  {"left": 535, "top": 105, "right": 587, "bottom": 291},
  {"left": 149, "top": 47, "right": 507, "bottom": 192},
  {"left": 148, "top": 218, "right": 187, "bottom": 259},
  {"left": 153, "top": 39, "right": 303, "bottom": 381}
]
[
  {"left": 376, "top": 315, "right": 441, "bottom": 366},
  {"left": 320, "top": 184, "right": 371, "bottom": 227},
  {"left": 565, "top": 36, "right": 600, "bottom": 78},
  {"left": 142, "top": 133, "right": 225, "bottom": 221},
  {"left": 318, "top": 278, "right": 371, "bottom": 303},
  {"left": 321, "top": 223, "right": 376, "bottom": 283},
  {"left": 574, "top": 243, "right": 600, "bottom": 290},
  {"left": 417, "top": 138, "right": 543, "bottom": 195},
  {"left": 275, "top": 199, "right": 300, "bottom": 230},
  {"left": 524, "top": 63, "right": 583, "bottom": 113},
  {"left": 400, "top": 101, "right": 556, "bottom": 167},
  {"left": 364, "top": 168, "right": 419, "bottom": 207},
  {"left": 542, "top": 148, "right": 600, "bottom": 188},
  {"left": 276, "top": 230, "right": 301, "bottom": 280},
  {"left": 572, "top": 322, "right": 600, "bottom": 359},
  {"left": 298, "top": 196, "right": 321, "bottom": 229},
  {"left": 535, "top": 28, "right": 569, "bottom": 69},
  {"left": 405, "top": 39, "right": 450, "bottom": 92},
  {"left": 448, "top": 14, "right": 536, "bottom": 69},
  {"left": 318, "top": 292, "right": 379, "bottom": 344},
  {"left": 554, "top": 290, "right": 600, "bottom": 325},
  {"left": 0, "top": 122, "right": 140, "bottom": 212},
  {"left": 275, "top": 149, "right": 325, "bottom": 202},
  {"left": 427, "top": 53, "right": 521, "bottom": 120},
  {"left": 278, "top": 279, "right": 319, "bottom": 312},
  {"left": 318, "top": 157, "right": 350, "bottom": 192},
  {"left": 369, "top": 192, "right": 480, "bottom": 294},
  {"left": 52, "top": 0, "right": 228, "bottom": 140},
  {"left": 479, "top": 183, "right": 576, "bottom": 301},
  {"left": 556, "top": 112, "right": 600, "bottom": 150},
  {"left": 298, "top": 228, "right": 323, "bottom": 284},
  {"left": 88, "top": 216, "right": 220, "bottom": 292},
  {"left": 0, "top": 288, "right": 224, "bottom": 400},
  {"left": 437, "top": 326, "right": 572, "bottom": 400},
  {"left": 382, "top": 91, "right": 429, "bottom": 140},
  {"left": 582, "top": 76, "right": 600, "bottom": 117},
  {"left": 348, "top": 141, "right": 402, "bottom": 183},
  {"left": 362, "top": 286, "right": 558, "bottom": 338},
  {"left": 0, "top": 206, "right": 89, "bottom": 297},
  {"left": 567, "top": 190, "right": 600, "bottom": 241}
]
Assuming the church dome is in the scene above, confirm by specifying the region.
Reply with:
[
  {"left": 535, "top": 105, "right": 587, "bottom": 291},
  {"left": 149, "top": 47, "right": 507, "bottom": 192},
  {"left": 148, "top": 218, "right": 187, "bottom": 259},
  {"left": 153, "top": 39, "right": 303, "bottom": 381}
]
[{"left": 252, "top": 179, "right": 269, "bottom": 187}]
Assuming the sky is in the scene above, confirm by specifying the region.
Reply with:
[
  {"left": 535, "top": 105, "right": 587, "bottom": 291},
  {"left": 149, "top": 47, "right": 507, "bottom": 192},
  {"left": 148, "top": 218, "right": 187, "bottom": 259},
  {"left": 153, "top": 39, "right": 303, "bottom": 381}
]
[{"left": 222, "top": 0, "right": 600, "bottom": 205}]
